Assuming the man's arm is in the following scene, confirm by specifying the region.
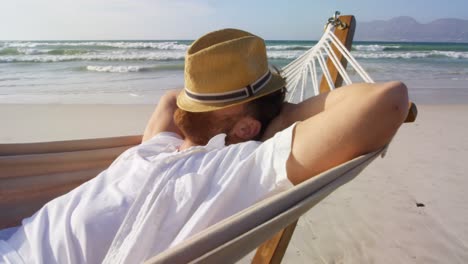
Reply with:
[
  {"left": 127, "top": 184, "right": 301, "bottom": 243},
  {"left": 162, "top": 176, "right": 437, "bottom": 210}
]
[
  {"left": 142, "top": 90, "right": 182, "bottom": 142},
  {"left": 265, "top": 82, "right": 409, "bottom": 185}
]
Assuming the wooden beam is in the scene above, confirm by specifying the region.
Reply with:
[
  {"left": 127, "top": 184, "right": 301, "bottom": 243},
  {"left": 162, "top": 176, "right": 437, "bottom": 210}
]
[
  {"left": 252, "top": 220, "right": 298, "bottom": 264},
  {"left": 319, "top": 15, "right": 356, "bottom": 93},
  {"left": 252, "top": 15, "right": 357, "bottom": 264}
]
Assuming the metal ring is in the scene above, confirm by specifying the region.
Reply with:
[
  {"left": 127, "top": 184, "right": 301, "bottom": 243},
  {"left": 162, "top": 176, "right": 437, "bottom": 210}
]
[{"left": 324, "top": 11, "right": 348, "bottom": 31}]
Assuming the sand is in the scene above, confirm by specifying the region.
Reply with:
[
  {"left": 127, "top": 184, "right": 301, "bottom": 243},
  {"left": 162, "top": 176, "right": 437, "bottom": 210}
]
[
  {"left": 1, "top": 104, "right": 467, "bottom": 263},
  {"left": 244, "top": 104, "right": 468, "bottom": 263},
  {"left": 0, "top": 104, "right": 154, "bottom": 143}
]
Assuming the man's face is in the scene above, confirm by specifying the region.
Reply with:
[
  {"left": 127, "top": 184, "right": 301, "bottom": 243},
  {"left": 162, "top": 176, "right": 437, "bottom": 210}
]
[{"left": 173, "top": 104, "right": 247, "bottom": 146}]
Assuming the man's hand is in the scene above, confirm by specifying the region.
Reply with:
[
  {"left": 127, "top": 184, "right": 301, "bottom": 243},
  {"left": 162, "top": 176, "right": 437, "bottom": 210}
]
[{"left": 142, "top": 90, "right": 183, "bottom": 142}]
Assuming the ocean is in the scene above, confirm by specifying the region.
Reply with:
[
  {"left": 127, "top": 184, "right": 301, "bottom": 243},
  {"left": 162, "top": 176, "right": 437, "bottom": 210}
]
[{"left": 1, "top": 40, "right": 467, "bottom": 104}]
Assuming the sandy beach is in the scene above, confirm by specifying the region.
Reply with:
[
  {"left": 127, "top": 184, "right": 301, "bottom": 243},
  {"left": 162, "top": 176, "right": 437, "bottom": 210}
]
[{"left": 0, "top": 103, "right": 467, "bottom": 263}]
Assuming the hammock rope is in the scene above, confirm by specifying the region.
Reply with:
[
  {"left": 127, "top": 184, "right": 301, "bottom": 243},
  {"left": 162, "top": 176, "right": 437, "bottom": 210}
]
[{"left": 282, "top": 25, "right": 374, "bottom": 103}]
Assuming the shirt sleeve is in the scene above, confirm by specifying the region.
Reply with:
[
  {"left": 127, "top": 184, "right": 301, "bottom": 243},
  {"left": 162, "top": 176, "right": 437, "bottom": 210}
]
[
  {"left": 138, "top": 131, "right": 183, "bottom": 149},
  {"left": 258, "top": 123, "right": 297, "bottom": 190},
  {"left": 146, "top": 131, "right": 182, "bottom": 143}
]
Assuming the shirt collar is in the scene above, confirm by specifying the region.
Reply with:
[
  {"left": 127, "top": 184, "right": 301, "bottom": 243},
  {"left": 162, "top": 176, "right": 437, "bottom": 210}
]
[
  {"left": 176, "top": 133, "right": 226, "bottom": 153},
  {"left": 205, "top": 134, "right": 226, "bottom": 150}
]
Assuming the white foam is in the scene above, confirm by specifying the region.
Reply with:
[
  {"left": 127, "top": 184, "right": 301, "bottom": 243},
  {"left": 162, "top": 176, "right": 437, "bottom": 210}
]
[
  {"left": 3, "top": 42, "right": 40, "bottom": 48},
  {"left": 353, "top": 52, "right": 427, "bottom": 59},
  {"left": 354, "top": 45, "right": 400, "bottom": 52},
  {"left": 267, "top": 49, "right": 468, "bottom": 60},
  {"left": 86, "top": 65, "right": 142, "bottom": 73},
  {"left": 16, "top": 48, "right": 47, "bottom": 55},
  {"left": 432, "top": 51, "right": 468, "bottom": 59},
  {"left": 267, "top": 45, "right": 312, "bottom": 50},
  {"left": 4, "top": 41, "right": 189, "bottom": 50},
  {"left": 353, "top": 51, "right": 468, "bottom": 59},
  {"left": 0, "top": 51, "right": 186, "bottom": 62},
  {"left": 266, "top": 50, "right": 304, "bottom": 59}
]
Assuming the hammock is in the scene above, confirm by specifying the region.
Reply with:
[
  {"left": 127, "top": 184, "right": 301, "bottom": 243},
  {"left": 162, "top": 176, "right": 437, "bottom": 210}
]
[{"left": 0, "top": 12, "right": 417, "bottom": 264}]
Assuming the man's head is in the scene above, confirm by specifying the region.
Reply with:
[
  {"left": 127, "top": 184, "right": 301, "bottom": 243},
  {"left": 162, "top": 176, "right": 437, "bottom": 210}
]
[
  {"left": 174, "top": 87, "right": 286, "bottom": 145},
  {"left": 175, "top": 28, "right": 287, "bottom": 145}
]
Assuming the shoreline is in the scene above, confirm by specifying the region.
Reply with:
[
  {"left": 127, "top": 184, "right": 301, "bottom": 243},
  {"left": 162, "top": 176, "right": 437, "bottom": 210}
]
[{"left": 1, "top": 83, "right": 467, "bottom": 105}]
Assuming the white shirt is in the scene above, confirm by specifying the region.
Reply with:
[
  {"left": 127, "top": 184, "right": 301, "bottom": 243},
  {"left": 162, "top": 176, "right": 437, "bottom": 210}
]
[{"left": 0, "top": 124, "right": 295, "bottom": 264}]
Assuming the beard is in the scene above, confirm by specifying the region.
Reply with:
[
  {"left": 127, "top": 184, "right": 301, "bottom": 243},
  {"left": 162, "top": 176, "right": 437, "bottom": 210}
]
[{"left": 173, "top": 108, "right": 242, "bottom": 146}]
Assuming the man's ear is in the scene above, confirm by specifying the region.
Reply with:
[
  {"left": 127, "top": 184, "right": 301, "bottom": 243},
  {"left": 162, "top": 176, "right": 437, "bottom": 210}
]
[{"left": 232, "top": 116, "right": 261, "bottom": 141}]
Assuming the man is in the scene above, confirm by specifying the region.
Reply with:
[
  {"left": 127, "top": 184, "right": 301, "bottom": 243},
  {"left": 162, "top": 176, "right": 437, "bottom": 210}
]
[{"left": 0, "top": 29, "right": 408, "bottom": 263}]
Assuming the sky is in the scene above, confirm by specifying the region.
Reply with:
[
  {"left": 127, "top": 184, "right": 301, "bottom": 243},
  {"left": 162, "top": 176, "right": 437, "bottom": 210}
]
[{"left": 1, "top": 0, "right": 467, "bottom": 40}]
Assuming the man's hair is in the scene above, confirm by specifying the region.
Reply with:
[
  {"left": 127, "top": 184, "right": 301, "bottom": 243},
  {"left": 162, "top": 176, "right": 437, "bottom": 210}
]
[{"left": 245, "top": 87, "right": 286, "bottom": 140}]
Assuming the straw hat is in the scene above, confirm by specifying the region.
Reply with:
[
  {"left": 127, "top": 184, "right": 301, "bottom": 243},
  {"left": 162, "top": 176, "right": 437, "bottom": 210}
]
[{"left": 177, "top": 28, "right": 286, "bottom": 112}]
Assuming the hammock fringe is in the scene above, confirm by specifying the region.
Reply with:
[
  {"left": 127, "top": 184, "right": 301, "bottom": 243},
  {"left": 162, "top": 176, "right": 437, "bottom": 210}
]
[{"left": 283, "top": 25, "right": 374, "bottom": 103}]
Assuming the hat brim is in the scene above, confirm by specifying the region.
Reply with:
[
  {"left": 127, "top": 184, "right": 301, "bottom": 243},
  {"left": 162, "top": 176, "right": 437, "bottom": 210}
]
[{"left": 177, "top": 72, "right": 286, "bottom": 112}]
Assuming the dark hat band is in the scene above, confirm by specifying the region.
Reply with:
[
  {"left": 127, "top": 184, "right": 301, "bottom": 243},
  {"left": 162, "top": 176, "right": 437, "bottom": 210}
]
[{"left": 184, "top": 71, "right": 272, "bottom": 104}]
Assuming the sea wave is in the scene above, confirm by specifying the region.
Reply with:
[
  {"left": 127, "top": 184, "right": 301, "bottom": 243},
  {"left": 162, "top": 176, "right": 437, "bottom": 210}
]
[
  {"left": 2, "top": 46, "right": 468, "bottom": 63},
  {"left": 3, "top": 41, "right": 313, "bottom": 51},
  {"left": 46, "top": 49, "right": 90, "bottom": 55},
  {"left": 86, "top": 65, "right": 141, "bottom": 73},
  {"left": 0, "top": 47, "right": 88, "bottom": 56},
  {"left": 0, "top": 52, "right": 186, "bottom": 62},
  {"left": 266, "top": 50, "right": 305, "bottom": 59},
  {"left": 0, "top": 48, "right": 21, "bottom": 55},
  {"left": 431, "top": 51, "right": 468, "bottom": 59},
  {"left": 267, "top": 45, "right": 312, "bottom": 51},
  {"left": 354, "top": 45, "right": 401, "bottom": 52},
  {"left": 2, "top": 41, "right": 190, "bottom": 50},
  {"left": 2, "top": 50, "right": 304, "bottom": 62},
  {"left": 353, "top": 51, "right": 468, "bottom": 59},
  {"left": 269, "top": 50, "right": 468, "bottom": 60},
  {"left": 85, "top": 64, "right": 184, "bottom": 73}
]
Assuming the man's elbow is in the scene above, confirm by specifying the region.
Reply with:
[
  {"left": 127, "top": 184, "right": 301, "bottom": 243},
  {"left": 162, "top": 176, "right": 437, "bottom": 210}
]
[
  {"left": 159, "top": 90, "right": 180, "bottom": 107},
  {"left": 351, "top": 81, "right": 409, "bottom": 155},
  {"left": 376, "top": 81, "right": 409, "bottom": 128}
]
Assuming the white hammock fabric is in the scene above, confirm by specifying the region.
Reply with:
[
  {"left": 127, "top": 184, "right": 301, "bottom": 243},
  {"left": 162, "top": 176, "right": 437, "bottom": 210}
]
[
  {"left": 283, "top": 25, "right": 374, "bottom": 103},
  {"left": 103, "top": 25, "right": 376, "bottom": 264}
]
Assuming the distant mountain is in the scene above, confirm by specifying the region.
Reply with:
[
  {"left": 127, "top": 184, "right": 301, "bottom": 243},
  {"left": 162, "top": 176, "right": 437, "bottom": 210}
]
[{"left": 355, "top": 16, "right": 468, "bottom": 42}]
